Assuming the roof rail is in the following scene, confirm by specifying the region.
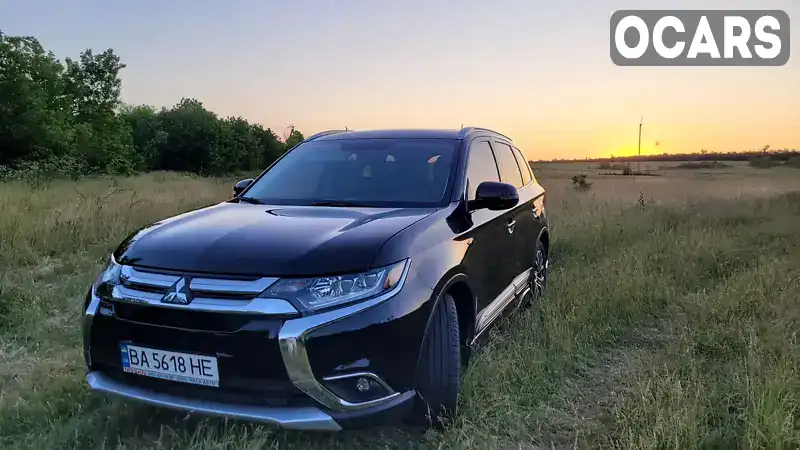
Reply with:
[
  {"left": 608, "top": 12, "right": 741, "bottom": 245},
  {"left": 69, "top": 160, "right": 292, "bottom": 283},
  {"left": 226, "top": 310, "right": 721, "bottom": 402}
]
[
  {"left": 304, "top": 129, "right": 351, "bottom": 142},
  {"left": 457, "top": 126, "right": 512, "bottom": 142}
]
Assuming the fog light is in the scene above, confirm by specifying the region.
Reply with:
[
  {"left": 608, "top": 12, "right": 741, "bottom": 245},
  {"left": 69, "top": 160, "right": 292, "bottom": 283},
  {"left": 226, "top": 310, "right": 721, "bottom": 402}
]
[
  {"left": 356, "top": 377, "right": 371, "bottom": 392},
  {"left": 322, "top": 372, "right": 394, "bottom": 403}
]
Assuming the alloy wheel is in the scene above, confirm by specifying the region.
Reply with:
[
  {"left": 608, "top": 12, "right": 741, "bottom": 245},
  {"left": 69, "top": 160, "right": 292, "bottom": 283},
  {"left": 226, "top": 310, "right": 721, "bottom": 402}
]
[{"left": 531, "top": 247, "right": 548, "bottom": 300}]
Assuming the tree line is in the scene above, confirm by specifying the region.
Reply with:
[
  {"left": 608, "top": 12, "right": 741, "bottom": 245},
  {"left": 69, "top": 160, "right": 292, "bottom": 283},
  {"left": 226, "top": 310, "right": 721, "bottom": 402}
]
[
  {"left": 0, "top": 30, "right": 304, "bottom": 181},
  {"left": 547, "top": 146, "right": 800, "bottom": 165}
]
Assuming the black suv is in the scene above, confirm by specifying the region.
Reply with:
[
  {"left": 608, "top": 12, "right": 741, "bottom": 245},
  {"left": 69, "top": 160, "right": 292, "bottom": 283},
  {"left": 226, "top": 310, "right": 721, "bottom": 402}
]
[{"left": 82, "top": 127, "right": 549, "bottom": 430}]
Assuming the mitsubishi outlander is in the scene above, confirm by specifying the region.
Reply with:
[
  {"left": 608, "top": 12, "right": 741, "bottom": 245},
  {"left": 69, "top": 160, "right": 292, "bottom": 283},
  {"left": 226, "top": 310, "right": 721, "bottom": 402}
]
[{"left": 82, "top": 127, "right": 550, "bottom": 430}]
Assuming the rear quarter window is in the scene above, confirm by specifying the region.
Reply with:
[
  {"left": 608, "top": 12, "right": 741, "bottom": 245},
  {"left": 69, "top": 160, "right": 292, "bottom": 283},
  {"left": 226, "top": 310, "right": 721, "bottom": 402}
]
[{"left": 511, "top": 146, "right": 533, "bottom": 186}]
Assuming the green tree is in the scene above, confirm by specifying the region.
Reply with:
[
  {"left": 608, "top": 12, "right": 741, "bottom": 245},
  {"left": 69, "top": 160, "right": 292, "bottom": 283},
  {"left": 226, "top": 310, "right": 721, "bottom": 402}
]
[
  {"left": 0, "top": 30, "right": 305, "bottom": 180},
  {"left": 63, "top": 48, "right": 136, "bottom": 174},
  {"left": 155, "top": 98, "right": 223, "bottom": 174},
  {"left": 0, "top": 32, "right": 74, "bottom": 167},
  {"left": 215, "top": 116, "right": 262, "bottom": 172},
  {"left": 251, "top": 124, "right": 283, "bottom": 167},
  {"left": 284, "top": 125, "right": 305, "bottom": 149},
  {"left": 120, "top": 104, "right": 167, "bottom": 171}
]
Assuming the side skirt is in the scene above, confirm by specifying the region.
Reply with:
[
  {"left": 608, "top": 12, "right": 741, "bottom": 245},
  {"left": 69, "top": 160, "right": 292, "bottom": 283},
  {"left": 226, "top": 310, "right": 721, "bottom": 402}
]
[{"left": 471, "top": 268, "right": 531, "bottom": 343}]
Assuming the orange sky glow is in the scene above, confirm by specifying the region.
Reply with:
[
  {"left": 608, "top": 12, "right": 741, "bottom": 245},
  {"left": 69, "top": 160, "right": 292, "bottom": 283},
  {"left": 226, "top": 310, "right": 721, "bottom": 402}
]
[{"left": 4, "top": 0, "right": 797, "bottom": 161}]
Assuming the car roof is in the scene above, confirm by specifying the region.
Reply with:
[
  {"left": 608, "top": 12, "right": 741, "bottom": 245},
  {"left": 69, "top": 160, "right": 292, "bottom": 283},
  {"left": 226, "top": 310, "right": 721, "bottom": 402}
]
[
  {"left": 307, "top": 127, "right": 512, "bottom": 143},
  {"left": 311, "top": 129, "right": 460, "bottom": 141}
]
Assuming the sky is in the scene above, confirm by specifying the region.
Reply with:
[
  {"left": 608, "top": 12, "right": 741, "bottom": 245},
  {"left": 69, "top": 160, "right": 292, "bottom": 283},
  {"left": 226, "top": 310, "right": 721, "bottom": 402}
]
[{"left": 1, "top": 0, "right": 798, "bottom": 160}]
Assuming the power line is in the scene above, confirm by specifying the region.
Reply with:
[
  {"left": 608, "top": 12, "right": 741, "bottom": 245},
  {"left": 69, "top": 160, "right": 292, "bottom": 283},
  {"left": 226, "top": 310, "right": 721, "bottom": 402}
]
[{"left": 638, "top": 116, "right": 643, "bottom": 174}]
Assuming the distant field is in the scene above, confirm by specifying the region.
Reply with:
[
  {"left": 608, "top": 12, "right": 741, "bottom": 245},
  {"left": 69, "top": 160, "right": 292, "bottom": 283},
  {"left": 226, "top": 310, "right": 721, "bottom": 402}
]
[
  {"left": 1, "top": 162, "right": 799, "bottom": 449},
  {"left": 533, "top": 161, "right": 800, "bottom": 205},
  {"left": 538, "top": 159, "right": 762, "bottom": 175}
]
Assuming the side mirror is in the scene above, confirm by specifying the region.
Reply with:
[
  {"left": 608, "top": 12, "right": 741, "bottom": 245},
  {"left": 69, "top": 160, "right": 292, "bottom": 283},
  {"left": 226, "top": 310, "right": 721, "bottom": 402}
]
[
  {"left": 468, "top": 181, "right": 519, "bottom": 211},
  {"left": 233, "top": 178, "right": 254, "bottom": 197}
]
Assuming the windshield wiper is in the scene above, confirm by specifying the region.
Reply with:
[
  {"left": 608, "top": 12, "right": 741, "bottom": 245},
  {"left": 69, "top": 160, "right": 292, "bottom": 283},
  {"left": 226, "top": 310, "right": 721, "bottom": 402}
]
[
  {"left": 236, "top": 196, "right": 264, "bottom": 205},
  {"left": 309, "top": 200, "right": 369, "bottom": 207}
]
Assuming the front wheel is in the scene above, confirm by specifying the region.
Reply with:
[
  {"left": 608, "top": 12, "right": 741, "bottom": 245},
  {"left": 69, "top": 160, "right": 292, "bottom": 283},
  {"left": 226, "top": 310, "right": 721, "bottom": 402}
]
[{"left": 408, "top": 292, "right": 461, "bottom": 427}]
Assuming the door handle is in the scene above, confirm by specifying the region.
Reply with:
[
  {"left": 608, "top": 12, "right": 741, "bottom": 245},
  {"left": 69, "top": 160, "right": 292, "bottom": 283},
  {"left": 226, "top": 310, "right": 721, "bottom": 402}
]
[
  {"left": 506, "top": 218, "right": 517, "bottom": 234},
  {"left": 532, "top": 202, "right": 542, "bottom": 219}
]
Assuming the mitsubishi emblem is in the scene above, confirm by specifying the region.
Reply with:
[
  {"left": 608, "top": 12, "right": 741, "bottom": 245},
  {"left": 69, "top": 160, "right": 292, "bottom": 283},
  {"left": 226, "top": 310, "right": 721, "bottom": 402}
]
[{"left": 161, "top": 277, "right": 192, "bottom": 305}]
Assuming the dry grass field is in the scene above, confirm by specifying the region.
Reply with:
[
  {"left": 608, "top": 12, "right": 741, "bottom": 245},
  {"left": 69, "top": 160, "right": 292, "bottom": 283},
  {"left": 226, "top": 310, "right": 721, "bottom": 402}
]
[{"left": 1, "top": 162, "right": 799, "bottom": 449}]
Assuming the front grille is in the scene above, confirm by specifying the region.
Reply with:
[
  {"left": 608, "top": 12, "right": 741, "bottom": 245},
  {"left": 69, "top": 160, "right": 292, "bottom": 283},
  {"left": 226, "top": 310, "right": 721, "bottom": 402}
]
[
  {"left": 113, "top": 302, "right": 254, "bottom": 333},
  {"left": 108, "top": 265, "right": 297, "bottom": 332},
  {"left": 89, "top": 313, "right": 303, "bottom": 407},
  {"left": 90, "top": 266, "right": 307, "bottom": 408},
  {"left": 120, "top": 265, "right": 278, "bottom": 301}
]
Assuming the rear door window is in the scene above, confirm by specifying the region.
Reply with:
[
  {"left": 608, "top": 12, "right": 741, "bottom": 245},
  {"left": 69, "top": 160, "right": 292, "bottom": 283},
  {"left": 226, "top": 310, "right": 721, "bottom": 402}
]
[{"left": 492, "top": 141, "right": 524, "bottom": 188}]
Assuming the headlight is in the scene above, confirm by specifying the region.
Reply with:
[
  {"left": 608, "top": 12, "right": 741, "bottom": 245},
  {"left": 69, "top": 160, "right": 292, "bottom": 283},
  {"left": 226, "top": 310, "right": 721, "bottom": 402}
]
[
  {"left": 92, "top": 254, "right": 122, "bottom": 299},
  {"left": 265, "top": 259, "right": 408, "bottom": 312}
]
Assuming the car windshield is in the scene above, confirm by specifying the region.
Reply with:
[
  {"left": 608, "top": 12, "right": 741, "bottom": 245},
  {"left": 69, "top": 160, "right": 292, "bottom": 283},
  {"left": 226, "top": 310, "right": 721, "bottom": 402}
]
[{"left": 241, "top": 138, "right": 459, "bottom": 207}]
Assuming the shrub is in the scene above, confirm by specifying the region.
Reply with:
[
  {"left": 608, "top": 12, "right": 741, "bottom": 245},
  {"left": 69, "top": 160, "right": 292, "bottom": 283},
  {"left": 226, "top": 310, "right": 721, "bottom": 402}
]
[
  {"left": 598, "top": 162, "right": 631, "bottom": 171},
  {"left": 749, "top": 157, "right": 781, "bottom": 168},
  {"left": 676, "top": 161, "right": 730, "bottom": 169},
  {"left": 0, "top": 155, "right": 88, "bottom": 186},
  {"left": 785, "top": 156, "right": 800, "bottom": 168},
  {"left": 571, "top": 173, "right": 592, "bottom": 190}
]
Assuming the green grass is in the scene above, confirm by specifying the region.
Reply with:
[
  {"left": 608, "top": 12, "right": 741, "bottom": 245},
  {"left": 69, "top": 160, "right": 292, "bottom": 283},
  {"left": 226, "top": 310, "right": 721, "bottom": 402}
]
[{"left": 1, "top": 166, "right": 799, "bottom": 449}]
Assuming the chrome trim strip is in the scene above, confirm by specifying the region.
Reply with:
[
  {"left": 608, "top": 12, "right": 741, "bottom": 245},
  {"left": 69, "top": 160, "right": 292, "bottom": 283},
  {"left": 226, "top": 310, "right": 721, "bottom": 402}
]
[
  {"left": 82, "top": 291, "right": 101, "bottom": 369},
  {"left": 322, "top": 372, "right": 396, "bottom": 395},
  {"left": 278, "top": 260, "right": 410, "bottom": 412},
  {"left": 475, "top": 283, "right": 515, "bottom": 333},
  {"left": 110, "top": 285, "right": 299, "bottom": 316},
  {"left": 513, "top": 268, "right": 533, "bottom": 294},
  {"left": 85, "top": 371, "right": 341, "bottom": 431},
  {"left": 114, "top": 285, "right": 164, "bottom": 302},
  {"left": 120, "top": 266, "right": 180, "bottom": 289},
  {"left": 474, "top": 268, "right": 531, "bottom": 337},
  {"left": 120, "top": 265, "right": 278, "bottom": 297},
  {"left": 190, "top": 277, "right": 278, "bottom": 296}
]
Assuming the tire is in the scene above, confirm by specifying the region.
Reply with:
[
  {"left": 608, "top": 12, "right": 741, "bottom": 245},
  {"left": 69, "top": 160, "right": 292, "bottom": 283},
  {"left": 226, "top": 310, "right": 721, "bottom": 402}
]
[
  {"left": 528, "top": 239, "right": 548, "bottom": 305},
  {"left": 409, "top": 292, "right": 461, "bottom": 428}
]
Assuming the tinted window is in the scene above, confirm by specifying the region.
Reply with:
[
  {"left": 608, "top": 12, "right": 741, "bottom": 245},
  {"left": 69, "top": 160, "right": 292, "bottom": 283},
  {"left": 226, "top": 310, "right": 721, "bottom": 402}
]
[
  {"left": 243, "top": 138, "right": 457, "bottom": 207},
  {"left": 512, "top": 146, "right": 532, "bottom": 185},
  {"left": 493, "top": 142, "right": 524, "bottom": 188},
  {"left": 465, "top": 141, "right": 500, "bottom": 201}
]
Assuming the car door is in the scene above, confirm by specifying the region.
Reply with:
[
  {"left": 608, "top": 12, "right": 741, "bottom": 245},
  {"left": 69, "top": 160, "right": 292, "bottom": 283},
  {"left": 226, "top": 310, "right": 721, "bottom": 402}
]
[
  {"left": 509, "top": 144, "right": 545, "bottom": 273},
  {"left": 490, "top": 140, "right": 529, "bottom": 281},
  {"left": 460, "top": 139, "right": 517, "bottom": 319}
]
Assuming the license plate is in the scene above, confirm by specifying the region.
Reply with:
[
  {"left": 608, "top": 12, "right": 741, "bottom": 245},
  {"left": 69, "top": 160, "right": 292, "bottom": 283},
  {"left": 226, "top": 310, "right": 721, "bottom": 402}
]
[{"left": 120, "top": 344, "right": 219, "bottom": 387}]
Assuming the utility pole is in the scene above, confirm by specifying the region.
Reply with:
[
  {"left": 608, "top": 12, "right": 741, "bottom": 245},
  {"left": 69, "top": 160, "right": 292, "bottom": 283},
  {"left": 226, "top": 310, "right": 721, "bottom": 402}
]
[{"left": 637, "top": 116, "right": 643, "bottom": 174}]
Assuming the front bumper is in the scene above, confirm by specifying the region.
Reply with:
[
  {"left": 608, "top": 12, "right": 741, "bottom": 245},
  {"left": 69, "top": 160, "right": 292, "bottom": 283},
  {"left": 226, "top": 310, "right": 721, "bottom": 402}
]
[
  {"left": 82, "top": 259, "right": 433, "bottom": 430},
  {"left": 86, "top": 371, "right": 342, "bottom": 430}
]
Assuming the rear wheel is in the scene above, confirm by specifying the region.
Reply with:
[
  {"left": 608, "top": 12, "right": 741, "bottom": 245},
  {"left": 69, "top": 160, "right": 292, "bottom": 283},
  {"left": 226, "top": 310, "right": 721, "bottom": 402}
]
[
  {"left": 527, "top": 240, "right": 548, "bottom": 305},
  {"left": 409, "top": 292, "right": 461, "bottom": 427}
]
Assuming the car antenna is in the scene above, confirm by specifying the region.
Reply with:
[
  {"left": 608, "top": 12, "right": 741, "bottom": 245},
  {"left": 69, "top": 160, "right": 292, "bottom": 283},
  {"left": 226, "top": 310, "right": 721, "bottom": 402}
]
[{"left": 460, "top": 124, "right": 463, "bottom": 130}]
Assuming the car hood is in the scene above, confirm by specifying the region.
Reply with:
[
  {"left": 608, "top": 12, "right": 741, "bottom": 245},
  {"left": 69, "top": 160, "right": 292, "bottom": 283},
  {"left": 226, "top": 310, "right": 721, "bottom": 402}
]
[{"left": 114, "top": 202, "right": 435, "bottom": 277}]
